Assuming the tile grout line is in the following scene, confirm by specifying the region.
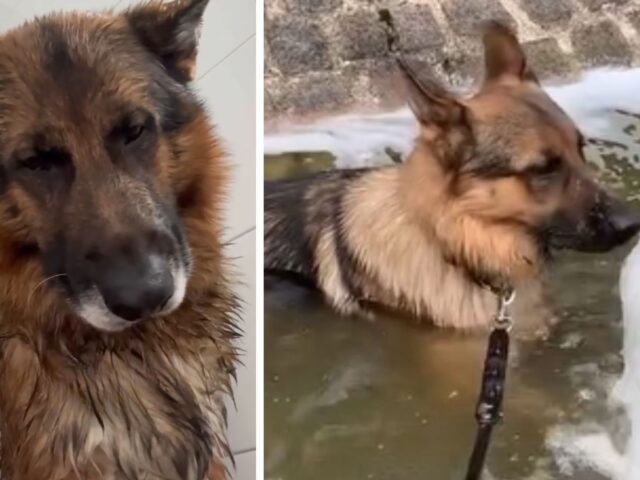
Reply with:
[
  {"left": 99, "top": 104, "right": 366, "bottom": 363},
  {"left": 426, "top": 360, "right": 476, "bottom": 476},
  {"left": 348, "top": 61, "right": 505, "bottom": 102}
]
[
  {"left": 226, "top": 226, "right": 256, "bottom": 244},
  {"left": 232, "top": 447, "right": 256, "bottom": 456},
  {"left": 198, "top": 33, "right": 256, "bottom": 80},
  {"left": 193, "top": 12, "right": 256, "bottom": 257}
]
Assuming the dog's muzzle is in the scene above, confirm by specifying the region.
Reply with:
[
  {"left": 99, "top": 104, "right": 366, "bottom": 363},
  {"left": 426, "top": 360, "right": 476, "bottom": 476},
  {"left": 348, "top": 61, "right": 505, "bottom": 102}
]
[
  {"left": 56, "top": 223, "right": 191, "bottom": 332},
  {"left": 545, "top": 196, "right": 640, "bottom": 253}
]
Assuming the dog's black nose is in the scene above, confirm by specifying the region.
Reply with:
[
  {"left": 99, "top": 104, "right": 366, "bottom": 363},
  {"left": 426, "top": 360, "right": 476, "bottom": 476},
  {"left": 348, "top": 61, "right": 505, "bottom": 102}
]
[
  {"left": 101, "top": 264, "right": 174, "bottom": 322},
  {"left": 608, "top": 202, "right": 640, "bottom": 245}
]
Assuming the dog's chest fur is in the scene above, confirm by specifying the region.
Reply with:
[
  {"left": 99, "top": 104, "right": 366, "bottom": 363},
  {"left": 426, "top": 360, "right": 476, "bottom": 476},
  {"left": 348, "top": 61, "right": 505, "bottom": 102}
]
[
  {"left": 333, "top": 169, "right": 492, "bottom": 325},
  {"left": 0, "top": 305, "right": 236, "bottom": 480}
]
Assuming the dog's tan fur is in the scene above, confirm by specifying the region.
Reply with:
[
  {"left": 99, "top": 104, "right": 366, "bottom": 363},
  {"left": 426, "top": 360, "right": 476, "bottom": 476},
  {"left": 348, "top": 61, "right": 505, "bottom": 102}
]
[
  {"left": 0, "top": 1, "right": 240, "bottom": 479},
  {"left": 337, "top": 167, "right": 547, "bottom": 330}
]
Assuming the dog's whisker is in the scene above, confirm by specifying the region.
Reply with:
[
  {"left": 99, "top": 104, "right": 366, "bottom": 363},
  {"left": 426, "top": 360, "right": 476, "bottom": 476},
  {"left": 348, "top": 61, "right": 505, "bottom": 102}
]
[{"left": 26, "top": 273, "right": 67, "bottom": 306}]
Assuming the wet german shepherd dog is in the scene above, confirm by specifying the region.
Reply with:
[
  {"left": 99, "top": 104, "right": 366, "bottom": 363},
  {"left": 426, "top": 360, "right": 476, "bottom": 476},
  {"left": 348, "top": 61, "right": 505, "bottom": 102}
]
[
  {"left": 265, "top": 22, "right": 640, "bottom": 331},
  {"left": 0, "top": 1, "right": 239, "bottom": 479}
]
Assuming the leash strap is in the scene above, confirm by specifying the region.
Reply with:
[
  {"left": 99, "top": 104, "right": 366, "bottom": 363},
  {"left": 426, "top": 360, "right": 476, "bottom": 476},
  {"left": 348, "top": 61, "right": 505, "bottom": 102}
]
[
  {"left": 465, "top": 291, "right": 514, "bottom": 480},
  {"left": 466, "top": 424, "right": 495, "bottom": 480}
]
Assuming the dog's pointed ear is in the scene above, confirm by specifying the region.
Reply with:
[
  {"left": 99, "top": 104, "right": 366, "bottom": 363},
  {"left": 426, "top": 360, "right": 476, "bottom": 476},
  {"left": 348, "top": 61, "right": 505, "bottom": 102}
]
[
  {"left": 482, "top": 21, "right": 538, "bottom": 85},
  {"left": 126, "top": 0, "right": 209, "bottom": 82},
  {"left": 397, "top": 58, "right": 468, "bottom": 132}
]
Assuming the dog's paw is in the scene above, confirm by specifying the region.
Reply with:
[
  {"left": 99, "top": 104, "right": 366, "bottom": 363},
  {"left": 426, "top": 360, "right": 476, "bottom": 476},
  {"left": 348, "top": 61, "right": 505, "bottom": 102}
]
[
  {"left": 356, "top": 307, "right": 377, "bottom": 322},
  {"left": 331, "top": 296, "right": 373, "bottom": 320}
]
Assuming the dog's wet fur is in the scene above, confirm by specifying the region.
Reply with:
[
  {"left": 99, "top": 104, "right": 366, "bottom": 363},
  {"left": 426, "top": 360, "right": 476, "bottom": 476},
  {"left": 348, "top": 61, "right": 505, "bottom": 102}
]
[
  {"left": 0, "top": 1, "right": 239, "bottom": 478},
  {"left": 265, "top": 22, "right": 640, "bottom": 330}
]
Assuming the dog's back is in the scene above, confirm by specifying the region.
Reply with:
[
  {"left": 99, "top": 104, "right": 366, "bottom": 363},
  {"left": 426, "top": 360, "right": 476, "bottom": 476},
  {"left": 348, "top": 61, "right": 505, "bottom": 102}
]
[{"left": 265, "top": 168, "right": 370, "bottom": 282}]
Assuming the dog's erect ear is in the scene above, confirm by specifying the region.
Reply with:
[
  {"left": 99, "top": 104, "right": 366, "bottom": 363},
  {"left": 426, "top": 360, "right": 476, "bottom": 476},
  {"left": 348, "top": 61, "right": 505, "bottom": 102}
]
[
  {"left": 397, "top": 58, "right": 468, "bottom": 132},
  {"left": 482, "top": 21, "right": 538, "bottom": 85},
  {"left": 126, "top": 0, "right": 209, "bottom": 82}
]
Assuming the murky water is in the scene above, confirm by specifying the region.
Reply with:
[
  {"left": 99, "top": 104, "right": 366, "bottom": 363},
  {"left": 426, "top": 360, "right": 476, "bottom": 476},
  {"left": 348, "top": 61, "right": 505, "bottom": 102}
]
[{"left": 264, "top": 78, "right": 640, "bottom": 479}]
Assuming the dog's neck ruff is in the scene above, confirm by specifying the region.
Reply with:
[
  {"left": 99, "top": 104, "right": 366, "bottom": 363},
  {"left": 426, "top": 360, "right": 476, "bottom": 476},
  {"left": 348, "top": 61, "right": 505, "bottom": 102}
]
[
  {"left": 339, "top": 168, "right": 503, "bottom": 328},
  {"left": 472, "top": 274, "right": 515, "bottom": 304},
  {"left": 0, "top": 288, "right": 240, "bottom": 480}
]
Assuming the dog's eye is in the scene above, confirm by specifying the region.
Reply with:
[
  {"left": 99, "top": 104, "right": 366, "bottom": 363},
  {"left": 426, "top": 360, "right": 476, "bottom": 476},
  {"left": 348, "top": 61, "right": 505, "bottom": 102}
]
[
  {"left": 114, "top": 110, "right": 154, "bottom": 147},
  {"left": 19, "top": 155, "right": 50, "bottom": 172},
  {"left": 17, "top": 148, "right": 69, "bottom": 172},
  {"left": 526, "top": 156, "right": 562, "bottom": 176},
  {"left": 123, "top": 124, "right": 145, "bottom": 145}
]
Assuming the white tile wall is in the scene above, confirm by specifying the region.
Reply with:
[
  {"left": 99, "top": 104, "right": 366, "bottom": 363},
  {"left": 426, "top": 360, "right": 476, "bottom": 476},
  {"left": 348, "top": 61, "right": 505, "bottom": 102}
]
[
  {"left": 194, "top": 5, "right": 257, "bottom": 478},
  {"left": 235, "top": 450, "right": 256, "bottom": 480},
  {"left": 0, "top": 1, "right": 257, "bottom": 479},
  {"left": 197, "top": 37, "right": 256, "bottom": 239}
]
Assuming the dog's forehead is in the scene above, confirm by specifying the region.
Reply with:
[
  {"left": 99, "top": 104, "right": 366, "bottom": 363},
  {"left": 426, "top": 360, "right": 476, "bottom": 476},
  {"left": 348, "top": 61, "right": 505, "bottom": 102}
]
[
  {"left": 0, "top": 14, "right": 153, "bottom": 127},
  {"left": 468, "top": 85, "right": 579, "bottom": 144}
]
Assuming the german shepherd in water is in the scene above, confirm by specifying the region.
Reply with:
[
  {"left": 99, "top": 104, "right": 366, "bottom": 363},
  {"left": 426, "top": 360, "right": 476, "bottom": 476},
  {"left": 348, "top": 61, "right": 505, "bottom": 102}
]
[
  {"left": 265, "top": 22, "right": 640, "bottom": 331},
  {"left": 0, "top": 1, "right": 239, "bottom": 479}
]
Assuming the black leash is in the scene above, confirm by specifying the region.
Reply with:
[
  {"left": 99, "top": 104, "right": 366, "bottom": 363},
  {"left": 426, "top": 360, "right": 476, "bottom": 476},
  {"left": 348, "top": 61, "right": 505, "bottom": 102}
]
[{"left": 465, "top": 290, "right": 515, "bottom": 480}]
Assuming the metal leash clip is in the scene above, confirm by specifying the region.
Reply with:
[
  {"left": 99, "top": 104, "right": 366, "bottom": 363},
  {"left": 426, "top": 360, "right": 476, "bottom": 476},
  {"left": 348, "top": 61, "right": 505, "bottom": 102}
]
[
  {"left": 493, "top": 289, "right": 515, "bottom": 331},
  {"left": 465, "top": 288, "right": 516, "bottom": 480}
]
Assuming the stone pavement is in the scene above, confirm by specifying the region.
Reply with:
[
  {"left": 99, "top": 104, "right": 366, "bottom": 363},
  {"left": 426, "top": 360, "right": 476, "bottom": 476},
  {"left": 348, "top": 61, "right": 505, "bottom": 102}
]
[{"left": 265, "top": 0, "right": 640, "bottom": 122}]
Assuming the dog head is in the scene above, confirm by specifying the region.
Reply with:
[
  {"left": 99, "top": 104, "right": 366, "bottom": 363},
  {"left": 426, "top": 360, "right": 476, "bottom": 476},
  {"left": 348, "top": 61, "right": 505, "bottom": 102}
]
[
  {"left": 0, "top": 0, "right": 215, "bottom": 332},
  {"left": 400, "top": 22, "right": 640, "bottom": 285}
]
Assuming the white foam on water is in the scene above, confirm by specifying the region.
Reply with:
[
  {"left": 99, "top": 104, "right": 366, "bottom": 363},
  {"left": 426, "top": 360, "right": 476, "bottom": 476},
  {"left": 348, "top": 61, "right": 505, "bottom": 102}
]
[
  {"left": 547, "top": 238, "right": 640, "bottom": 479},
  {"left": 547, "top": 426, "right": 624, "bottom": 479},
  {"left": 265, "top": 109, "right": 417, "bottom": 168},
  {"left": 265, "top": 68, "right": 640, "bottom": 169},
  {"left": 613, "top": 238, "right": 640, "bottom": 479}
]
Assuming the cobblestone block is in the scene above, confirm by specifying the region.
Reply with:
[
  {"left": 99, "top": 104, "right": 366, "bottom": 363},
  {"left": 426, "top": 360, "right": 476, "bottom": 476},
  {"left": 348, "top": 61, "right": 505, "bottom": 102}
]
[
  {"left": 441, "top": 0, "right": 515, "bottom": 36},
  {"left": 518, "top": 0, "right": 573, "bottom": 25},
  {"left": 522, "top": 39, "right": 574, "bottom": 79},
  {"left": 389, "top": 4, "right": 445, "bottom": 53},
  {"left": 336, "top": 11, "right": 388, "bottom": 61},
  {"left": 578, "top": 0, "right": 629, "bottom": 11},
  {"left": 267, "top": 19, "right": 333, "bottom": 76},
  {"left": 272, "top": 72, "right": 354, "bottom": 116},
  {"left": 571, "top": 20, "right": 632, "bottom": 68},
  {"left": 293, "top": 0, "right": 342, "bottom": 14}
]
